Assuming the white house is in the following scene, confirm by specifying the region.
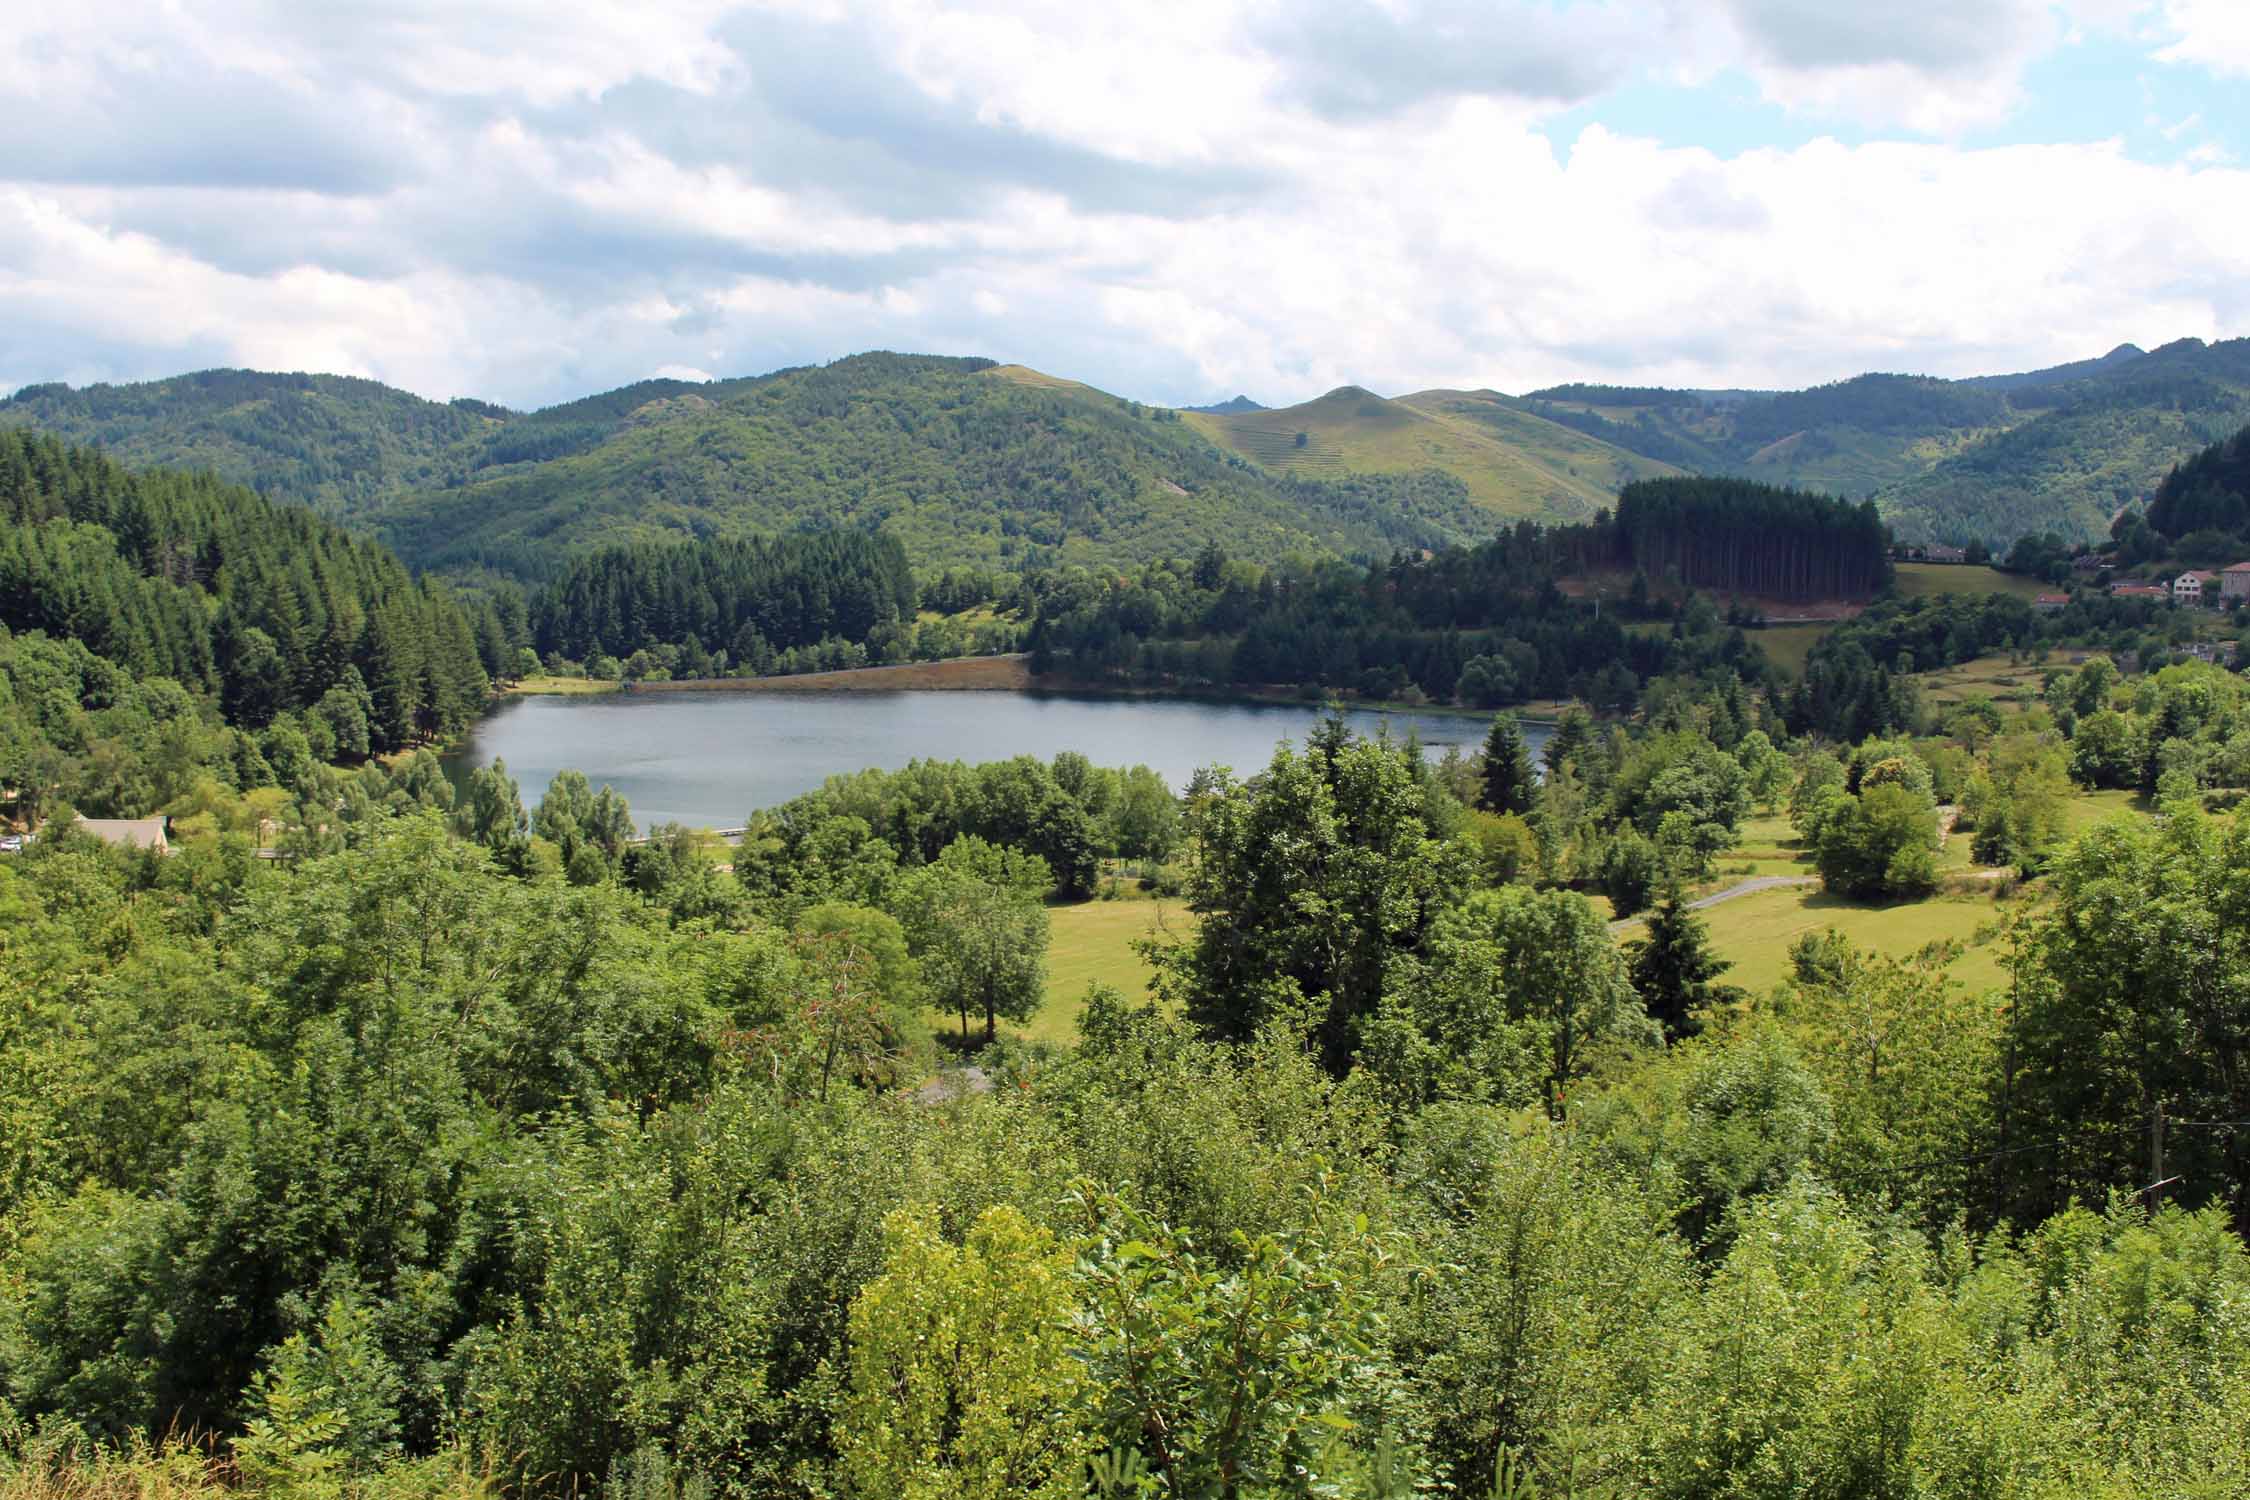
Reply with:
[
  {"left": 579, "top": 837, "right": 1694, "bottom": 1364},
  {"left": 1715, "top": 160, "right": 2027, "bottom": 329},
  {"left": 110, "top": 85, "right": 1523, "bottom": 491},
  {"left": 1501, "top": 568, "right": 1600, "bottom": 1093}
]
[{"left": 2174, "top": 571, "right": 2212, "bottom": 605}]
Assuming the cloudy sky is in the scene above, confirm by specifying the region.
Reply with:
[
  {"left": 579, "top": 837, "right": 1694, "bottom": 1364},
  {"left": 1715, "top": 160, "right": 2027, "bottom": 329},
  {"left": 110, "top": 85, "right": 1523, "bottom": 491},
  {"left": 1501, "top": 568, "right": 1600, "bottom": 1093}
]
[{"left": 3, "top": 1, "right": 2247, "bottom": 410}]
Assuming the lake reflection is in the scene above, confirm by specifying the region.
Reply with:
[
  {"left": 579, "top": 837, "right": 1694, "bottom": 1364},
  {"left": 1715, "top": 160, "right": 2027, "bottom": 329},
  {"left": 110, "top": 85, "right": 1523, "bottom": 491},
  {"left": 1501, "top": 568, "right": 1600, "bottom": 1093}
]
[{"left": 444, "top": 689, "right": 1548, "bottom": 830}]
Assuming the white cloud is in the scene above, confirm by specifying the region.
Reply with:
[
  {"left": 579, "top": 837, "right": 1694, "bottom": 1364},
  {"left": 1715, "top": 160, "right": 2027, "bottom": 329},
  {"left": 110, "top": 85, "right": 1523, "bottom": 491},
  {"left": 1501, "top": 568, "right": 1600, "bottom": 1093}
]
[
  {"left": 1674, "top": 0, "right": 2064, "bottom": 134},
  {"left": 2153, "top": 0, "right": 2250, "bottom": 75},
  {"left": 0, "top": 0, "right": 2245, "bottom": 411}
]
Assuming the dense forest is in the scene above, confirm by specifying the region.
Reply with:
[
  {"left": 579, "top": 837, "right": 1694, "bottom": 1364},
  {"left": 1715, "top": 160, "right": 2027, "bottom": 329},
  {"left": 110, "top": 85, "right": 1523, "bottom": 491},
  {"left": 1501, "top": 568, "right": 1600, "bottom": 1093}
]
[
  {"left": 1025, "top": 524, "right": 1767, "bottom": 711},
  {"left": 6, "top": 690, "right": 2250, "bottom": 1496},
  {"left": 1613, "top": 478, "right": 1890, "bottom": 600},
  {"left": 4, "top": 360, "right": 1500, "bottom": 582},
  {"left": 529, "top": 532, "right": 919, "bottom": 670},
  {"left": 373, "top": 355, "right": 1493, "bottom": 579},
  {"left": 1024, "top": 484, "right": 1885, "bottom": 707},
  {"left": 2144, "top": 419, "right": 2250, "bottom": 544},
  {"left": 0, "top": 431, "right": 494, "bottom": 804},
  {"left": 0, "top": 370, "right": 503, "bottom": 519}
]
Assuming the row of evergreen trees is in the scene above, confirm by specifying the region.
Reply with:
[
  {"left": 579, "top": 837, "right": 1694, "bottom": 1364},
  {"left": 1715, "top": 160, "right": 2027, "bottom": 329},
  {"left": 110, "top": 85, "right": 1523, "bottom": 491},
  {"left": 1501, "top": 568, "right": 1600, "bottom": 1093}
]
[
  {"left": 1612, "top": 477, "right": 1892, "bottom": 601},
  {"left": 0, "top": 429, "right": 489, "bottom": 751},
  {"left": 530, "top": 530, "right": 918, "bottom": 667}
]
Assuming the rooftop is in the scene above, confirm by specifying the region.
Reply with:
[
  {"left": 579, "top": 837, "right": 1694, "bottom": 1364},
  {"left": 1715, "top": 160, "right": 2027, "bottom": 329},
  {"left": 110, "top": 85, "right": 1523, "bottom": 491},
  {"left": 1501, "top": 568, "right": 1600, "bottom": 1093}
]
[{"left": 74, "top": 817, "right": 170, "bottom": 851}]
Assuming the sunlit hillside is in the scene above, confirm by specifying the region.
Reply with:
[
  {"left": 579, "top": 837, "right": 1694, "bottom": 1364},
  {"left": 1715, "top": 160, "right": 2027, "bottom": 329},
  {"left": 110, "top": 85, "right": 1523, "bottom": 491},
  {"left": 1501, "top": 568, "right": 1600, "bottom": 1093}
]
[{"left": 1184, "top": 383, "right": 1675, "bottom": 521}]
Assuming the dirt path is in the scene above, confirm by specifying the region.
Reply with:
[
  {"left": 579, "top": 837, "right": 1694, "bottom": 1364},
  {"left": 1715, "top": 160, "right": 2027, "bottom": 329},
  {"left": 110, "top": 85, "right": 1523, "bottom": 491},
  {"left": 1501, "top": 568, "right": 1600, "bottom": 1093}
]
[{"left": 1610, "top": 875, "right": 1819, "bottom": 932}]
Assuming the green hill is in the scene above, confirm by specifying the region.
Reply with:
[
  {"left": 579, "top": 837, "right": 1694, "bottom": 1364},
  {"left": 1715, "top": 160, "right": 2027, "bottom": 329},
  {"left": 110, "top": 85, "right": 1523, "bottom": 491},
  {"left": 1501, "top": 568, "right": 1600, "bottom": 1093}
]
[
  {"left": 1523, "top": 373, "right": 2016, "bottom": 498},
  {"left": 1526, "top": 339, "right": 2250, "bottom": 547},
  {"left": 1183, "top": 384, "right": 1676, "bottom": 522},
  {"left": 0, "top": 368, "right": 506, "bottom": 520},
  {"left": 374, "top": 354, "right": 1496, "bottom": 577},
  {"left": 19, "top": 338, "right": 2250, "bottom": 569},
  {"left": 1880, "top": 339, "right": 2250, "bottom": 546}
]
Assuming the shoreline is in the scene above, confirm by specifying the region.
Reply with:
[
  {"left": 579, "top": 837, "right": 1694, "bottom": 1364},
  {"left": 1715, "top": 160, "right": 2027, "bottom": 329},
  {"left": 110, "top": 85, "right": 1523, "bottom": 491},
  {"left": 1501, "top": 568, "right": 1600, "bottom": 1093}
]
[{"left": 502, "top": 654, "right": 1568, "bottom": 724}]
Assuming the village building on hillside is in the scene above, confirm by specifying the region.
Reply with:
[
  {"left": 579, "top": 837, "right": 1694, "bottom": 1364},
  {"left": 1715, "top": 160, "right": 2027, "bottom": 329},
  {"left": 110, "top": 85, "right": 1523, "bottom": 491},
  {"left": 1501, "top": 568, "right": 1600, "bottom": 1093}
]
[
  {"left": 2109, "top": 582, "right": 2171, "bottom": 602},
  {"left": 74, "top": 817, "right": 170, "bottom": 854},
  {"left": 2224, "top": 561, "right": 2250, "bottom": 604},
  {"left": 2072, "top": 553, "right": 2111, "bottom": 576},
  {"left": 2033, "top": 592, "right": 2069, "bottom": 614},
  {"left": 2174, "top": 571, "right": 2219, "bottom": 605}
]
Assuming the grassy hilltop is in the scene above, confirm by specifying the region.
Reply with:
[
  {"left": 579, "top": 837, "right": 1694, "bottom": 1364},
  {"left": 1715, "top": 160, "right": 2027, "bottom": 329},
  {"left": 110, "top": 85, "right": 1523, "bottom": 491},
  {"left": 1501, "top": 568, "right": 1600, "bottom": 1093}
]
[{"left": 1182, "top": 383, "right": 1675, "bottom": 521}]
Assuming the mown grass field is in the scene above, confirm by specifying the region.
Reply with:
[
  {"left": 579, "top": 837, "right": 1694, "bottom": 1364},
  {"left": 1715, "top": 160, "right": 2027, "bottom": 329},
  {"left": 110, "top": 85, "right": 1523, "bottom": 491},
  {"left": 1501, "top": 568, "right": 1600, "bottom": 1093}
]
[
  {"left": 1916, "top": 655, "right": 2050, "bottom": 709},
  {"left": 1661, "top": 786, "right": 2156, "bottom": 999},
  {"left": 1750, "top": 622, "right": 1832, "bottom": 674},
  {"left": 1692, "top": 884, "right": 2019, "bottom": 996},
  {"left": 2058, "top": 786, "right": 2146, "bottom": 833},
  {"left": 1012, "top": 891, "right": 1196, "bottom": 1045},
  {"left": 1893, "top": 562, "right": 2051, "bottom": 601}
]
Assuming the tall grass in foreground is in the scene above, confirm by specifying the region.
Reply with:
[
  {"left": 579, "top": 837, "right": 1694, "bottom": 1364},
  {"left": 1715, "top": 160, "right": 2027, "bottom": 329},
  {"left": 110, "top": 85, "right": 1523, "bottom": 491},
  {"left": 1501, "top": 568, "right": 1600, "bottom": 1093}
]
[{"left": 0, "top": 1426, "right": 491, "bottom": 1500}]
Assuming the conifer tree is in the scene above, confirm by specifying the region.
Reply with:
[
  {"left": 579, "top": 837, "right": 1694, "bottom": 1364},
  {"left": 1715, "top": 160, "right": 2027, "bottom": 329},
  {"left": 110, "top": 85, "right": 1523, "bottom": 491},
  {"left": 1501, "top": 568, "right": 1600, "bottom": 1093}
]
[
  {"left": 1478, "top": 713, "right": 1537, "bottom": 815},
  {"left": 1627, "top": 888, "right": 1734, "bottom": 1040}
]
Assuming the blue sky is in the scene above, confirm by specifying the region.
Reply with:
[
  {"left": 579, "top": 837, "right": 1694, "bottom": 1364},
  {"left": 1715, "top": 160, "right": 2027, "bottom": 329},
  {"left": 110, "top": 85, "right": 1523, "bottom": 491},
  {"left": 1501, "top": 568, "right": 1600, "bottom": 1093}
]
[
  {"left": 2, "top": 1, "right": 2246, "bottom": 410},
  {"left": 1542, "top": 31, "right": 2242, "bottom": 166}
]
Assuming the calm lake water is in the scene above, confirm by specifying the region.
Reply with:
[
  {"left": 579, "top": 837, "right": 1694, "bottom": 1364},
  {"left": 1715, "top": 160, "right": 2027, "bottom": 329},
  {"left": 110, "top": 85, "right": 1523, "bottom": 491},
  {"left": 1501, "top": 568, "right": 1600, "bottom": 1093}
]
[{"left": 444, "top": 690, "right": 1549, "bottom": 830}]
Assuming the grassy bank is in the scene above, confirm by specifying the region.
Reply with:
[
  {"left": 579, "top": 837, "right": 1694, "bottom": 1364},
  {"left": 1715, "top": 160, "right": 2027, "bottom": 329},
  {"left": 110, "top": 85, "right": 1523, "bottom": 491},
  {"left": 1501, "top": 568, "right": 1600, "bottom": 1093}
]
[{"left": 505, "top": 674, "right": 620, "bottom": 696}]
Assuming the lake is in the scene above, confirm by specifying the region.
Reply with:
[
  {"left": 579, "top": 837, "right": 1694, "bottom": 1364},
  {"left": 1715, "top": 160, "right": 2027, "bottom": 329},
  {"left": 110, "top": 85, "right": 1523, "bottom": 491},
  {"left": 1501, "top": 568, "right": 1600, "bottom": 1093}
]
[{"left": 444, "top": 690, "right": 1549, "bottom": 830}]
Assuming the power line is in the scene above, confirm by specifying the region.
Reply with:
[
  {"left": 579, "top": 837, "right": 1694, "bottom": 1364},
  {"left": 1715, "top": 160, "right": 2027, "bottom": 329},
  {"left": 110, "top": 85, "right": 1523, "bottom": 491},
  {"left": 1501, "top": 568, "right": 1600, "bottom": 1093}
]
[{"left": 1867, "top": 1115, "right": 2248, "bottom": 1181}]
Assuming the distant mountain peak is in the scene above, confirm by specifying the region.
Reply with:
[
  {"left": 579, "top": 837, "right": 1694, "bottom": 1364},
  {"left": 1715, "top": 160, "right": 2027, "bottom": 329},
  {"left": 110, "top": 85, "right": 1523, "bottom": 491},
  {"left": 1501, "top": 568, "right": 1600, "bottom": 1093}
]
[
  {"left": 2101, "top": 343, "right": 2146, "bottom": 362},
  {"left": 1181, "top": 394, "right": 1264, "bottom": 414}
]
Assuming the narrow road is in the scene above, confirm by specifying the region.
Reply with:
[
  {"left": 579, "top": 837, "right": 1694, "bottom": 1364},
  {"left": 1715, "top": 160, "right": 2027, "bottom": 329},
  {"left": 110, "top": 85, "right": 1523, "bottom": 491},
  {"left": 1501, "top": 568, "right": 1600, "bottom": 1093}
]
[{"left": 1610, "top": 875, "right": 1818, "bottom": 932}]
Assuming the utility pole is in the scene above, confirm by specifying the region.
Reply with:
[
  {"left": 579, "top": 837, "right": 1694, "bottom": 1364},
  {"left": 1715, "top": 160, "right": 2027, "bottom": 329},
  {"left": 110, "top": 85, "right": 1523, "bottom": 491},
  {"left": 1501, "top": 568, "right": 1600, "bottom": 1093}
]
[{"left": 2148, "top": 1101, "right": 2167, "bottom": 1208}]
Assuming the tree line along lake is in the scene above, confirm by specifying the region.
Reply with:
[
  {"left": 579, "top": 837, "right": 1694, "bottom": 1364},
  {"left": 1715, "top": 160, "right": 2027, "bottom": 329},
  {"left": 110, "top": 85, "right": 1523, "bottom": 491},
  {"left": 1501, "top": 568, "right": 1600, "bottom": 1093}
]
[{"left": 442, "top": 688, "right": 1549, "bottom": 830}]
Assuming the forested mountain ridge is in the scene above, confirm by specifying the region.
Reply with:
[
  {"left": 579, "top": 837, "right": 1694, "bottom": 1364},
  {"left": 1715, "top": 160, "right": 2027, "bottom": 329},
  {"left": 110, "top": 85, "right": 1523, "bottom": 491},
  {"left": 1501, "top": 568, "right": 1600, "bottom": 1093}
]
[
  {"left": 0, "top": 369, "right": 505, "bottom": 520},
  {"left": 1959, "top": 341, "right": 2145, "bottom": 391},
  {"left": 0, "top": 367, "right": 799, "bottom": 527},
  {"left": 373, "top": 354, "right": 1497, "bottom": 578},
  {"left": 1529, "top": 337, "right": 2250, "bottom": 547},
  {"left": 1881, "top": 337, "right": 2250, "bottom": 546},
  {"left": 15, "top": 338, "right": 2250, "bottom": 571}
]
